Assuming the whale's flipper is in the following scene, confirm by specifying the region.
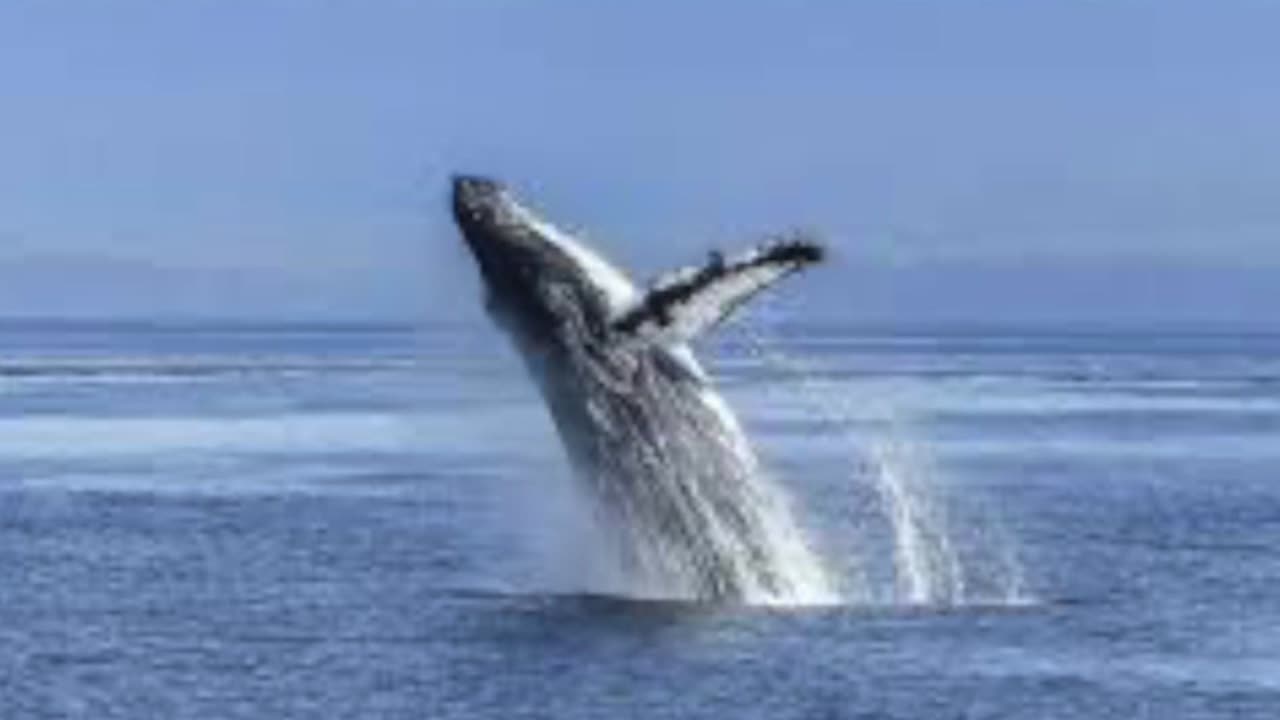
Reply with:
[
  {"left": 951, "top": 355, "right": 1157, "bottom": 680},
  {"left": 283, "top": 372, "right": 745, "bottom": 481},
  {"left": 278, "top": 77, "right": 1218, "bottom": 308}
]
[{"left": 612, "top": 234, "right": 825, "bottom": 346}]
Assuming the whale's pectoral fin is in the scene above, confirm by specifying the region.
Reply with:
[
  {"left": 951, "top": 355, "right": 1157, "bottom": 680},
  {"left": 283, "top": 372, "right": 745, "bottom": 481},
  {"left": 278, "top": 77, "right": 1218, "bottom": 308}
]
[{"left": 611, "top": 232, "right": 825, "bottom": 346}]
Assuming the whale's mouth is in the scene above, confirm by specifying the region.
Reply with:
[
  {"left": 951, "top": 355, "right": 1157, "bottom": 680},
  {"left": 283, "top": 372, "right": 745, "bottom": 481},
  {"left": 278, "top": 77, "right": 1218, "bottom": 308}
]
[
  {"left": 450, "top": 174, "right": 537, "bottom": 296},
  {"left": 450, "top": 174, "right": 506, "bottom": 259},
  {"left": 449, "top": 174, "right": 562, "bottom": 270}
]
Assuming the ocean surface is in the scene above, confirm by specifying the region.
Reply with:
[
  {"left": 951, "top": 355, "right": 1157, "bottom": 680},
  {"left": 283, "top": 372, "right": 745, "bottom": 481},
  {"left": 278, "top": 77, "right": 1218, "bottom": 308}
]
[{"left": 2, "top": 320, "right": 1278, "bottom": 719}]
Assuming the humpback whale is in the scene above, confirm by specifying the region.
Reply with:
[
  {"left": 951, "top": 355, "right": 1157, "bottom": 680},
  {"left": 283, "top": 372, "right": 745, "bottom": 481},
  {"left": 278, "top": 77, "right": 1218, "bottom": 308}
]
[{"left": 451, "top": 175, "right": 831, "bottom": 602}]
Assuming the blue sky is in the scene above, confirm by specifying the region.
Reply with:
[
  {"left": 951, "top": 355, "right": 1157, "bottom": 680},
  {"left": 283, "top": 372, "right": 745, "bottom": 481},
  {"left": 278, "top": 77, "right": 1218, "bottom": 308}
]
[{"left": 2, "top": 1, "right": 1278, "bottom": 325}]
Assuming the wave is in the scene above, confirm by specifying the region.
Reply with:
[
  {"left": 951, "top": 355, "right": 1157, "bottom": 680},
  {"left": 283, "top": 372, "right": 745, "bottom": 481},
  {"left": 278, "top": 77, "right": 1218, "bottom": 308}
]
[
  {"left": 0, "top": 357, "right": 415, "bottom": 381},
  {"left": 0, "top": 413, "right": 415, "bottom": 457},
  {"left": 730, "top": 377, "right": 1280, "bottom": 422},
  {"left": 440, "top": 585, "right": 1042, "bottom": 615}
]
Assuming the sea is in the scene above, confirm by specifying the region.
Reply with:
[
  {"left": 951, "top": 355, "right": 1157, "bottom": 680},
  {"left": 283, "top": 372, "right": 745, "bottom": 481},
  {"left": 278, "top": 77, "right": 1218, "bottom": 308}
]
[{"left": 1, "top": 319, "right": 1278, "bottom": 719}]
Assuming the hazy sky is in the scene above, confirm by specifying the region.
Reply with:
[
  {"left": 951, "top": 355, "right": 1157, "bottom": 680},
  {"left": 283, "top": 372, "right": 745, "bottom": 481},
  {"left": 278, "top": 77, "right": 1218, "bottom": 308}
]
[{"left": 2, "top": 1, "right": 1278, "bottom": 325}]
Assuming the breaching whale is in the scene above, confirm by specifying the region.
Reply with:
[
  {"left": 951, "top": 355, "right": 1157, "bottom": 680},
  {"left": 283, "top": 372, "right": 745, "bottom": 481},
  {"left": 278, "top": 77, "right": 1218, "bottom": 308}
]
[{"left": 451, "top": 175, "right": 832, "bottom": 602}]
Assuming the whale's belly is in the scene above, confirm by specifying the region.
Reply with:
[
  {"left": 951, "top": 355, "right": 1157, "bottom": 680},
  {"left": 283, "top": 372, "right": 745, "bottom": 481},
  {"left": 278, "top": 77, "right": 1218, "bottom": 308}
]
[{"left": 532, "top": 348, "right": 789, "bottom": 598}]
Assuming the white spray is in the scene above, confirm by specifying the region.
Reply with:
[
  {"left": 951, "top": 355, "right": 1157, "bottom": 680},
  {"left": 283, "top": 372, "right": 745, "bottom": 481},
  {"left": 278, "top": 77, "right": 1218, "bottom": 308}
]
[{"left": 735, "top": 304, "right": 1031, "bottom": 607}]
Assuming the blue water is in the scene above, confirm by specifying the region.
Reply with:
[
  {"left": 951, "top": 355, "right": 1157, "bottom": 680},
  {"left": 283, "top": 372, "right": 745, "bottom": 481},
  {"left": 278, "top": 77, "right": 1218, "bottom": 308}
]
[{"left": 2, "top": 321, "right": 1278, "bottom": 718}]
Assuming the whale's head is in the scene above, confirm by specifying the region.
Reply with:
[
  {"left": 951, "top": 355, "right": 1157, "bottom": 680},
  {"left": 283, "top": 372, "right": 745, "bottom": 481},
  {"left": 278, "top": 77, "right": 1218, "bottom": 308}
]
[{"left": 451, "top": 175, "right": 636, "bottom": 347}]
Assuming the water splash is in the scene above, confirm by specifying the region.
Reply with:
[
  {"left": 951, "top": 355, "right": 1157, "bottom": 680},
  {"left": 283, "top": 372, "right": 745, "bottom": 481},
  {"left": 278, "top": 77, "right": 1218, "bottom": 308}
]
[
  {"left": 602, "top": 386, "right": 838, "bottom": 606},
  {"left": 869, "top": 433, "right": 967, "bottom": 605},
  {"left": 733, "top": 307, "right": 1031, "bottom": 607}
]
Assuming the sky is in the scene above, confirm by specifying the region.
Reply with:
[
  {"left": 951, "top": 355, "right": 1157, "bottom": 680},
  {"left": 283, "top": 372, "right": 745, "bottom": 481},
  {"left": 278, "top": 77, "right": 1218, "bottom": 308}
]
[{"left": 1, "top": 1, "right": 1278, "bottom": 327}]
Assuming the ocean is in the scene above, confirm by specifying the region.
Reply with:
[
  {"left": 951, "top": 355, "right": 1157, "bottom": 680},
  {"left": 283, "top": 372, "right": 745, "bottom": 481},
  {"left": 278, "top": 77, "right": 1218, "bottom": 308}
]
[{"left": 1, "top": 320, "right": 1277, "bottom": 718}]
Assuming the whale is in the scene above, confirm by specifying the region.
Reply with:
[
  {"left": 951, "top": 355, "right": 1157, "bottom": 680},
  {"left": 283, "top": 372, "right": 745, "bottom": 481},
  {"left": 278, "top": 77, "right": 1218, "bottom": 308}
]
[{"left": 450, "top": 175, "right": 831, "bottom": 602}]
